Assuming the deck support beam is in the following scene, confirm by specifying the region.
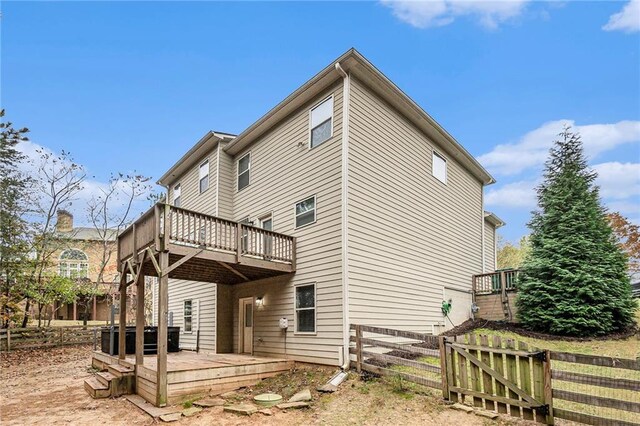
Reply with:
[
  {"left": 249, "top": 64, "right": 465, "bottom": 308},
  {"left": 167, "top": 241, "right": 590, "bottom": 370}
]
[
  {"left": 118, "top": 273, "right": 127, "bottom": 360},
  {"left": 156, "top": 250, "right": 169, "bottom": 407},
  {"left": 135, "top": 264, "right": 146, "bottom": 367}
]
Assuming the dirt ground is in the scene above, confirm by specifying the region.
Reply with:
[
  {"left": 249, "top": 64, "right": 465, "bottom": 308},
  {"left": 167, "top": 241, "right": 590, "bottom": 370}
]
[{"left": 0, "top": 345, "right": 529, "bottom": 425}]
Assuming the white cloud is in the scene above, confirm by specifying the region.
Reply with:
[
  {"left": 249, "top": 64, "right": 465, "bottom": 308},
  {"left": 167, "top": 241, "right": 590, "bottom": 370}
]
[
  {"left": 593, "top": 162, "right": 640, "bottom": 200},
  {"left": 485, "top": 179, "right": 538, "bottom": 208},
  {"left": 381, "top": 0, "right": 530, "bottom": 29},
  {"left": 603, "top": 0, "right": 640, "bottom": 33},
  {"left": 478, "top": 120, "right": 640, "bottom": 176}
]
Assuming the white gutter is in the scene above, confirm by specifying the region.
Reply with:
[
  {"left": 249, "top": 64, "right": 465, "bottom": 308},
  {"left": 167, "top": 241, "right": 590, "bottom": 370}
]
[{"left": 336, "top": 62, "right": 351, "bottom": 370}]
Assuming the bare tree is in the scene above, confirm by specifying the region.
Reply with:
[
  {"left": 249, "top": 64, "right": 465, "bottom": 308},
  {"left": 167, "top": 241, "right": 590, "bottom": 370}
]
[
  {"left": 22, "top": 149, "right": 86, "bottom": 327},
  {"left": 85, "top": 173, "right": 152, "bottom": 322}
]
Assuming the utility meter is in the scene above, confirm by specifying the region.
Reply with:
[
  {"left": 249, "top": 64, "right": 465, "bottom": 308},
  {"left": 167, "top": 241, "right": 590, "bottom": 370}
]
[{"left": 279, "top": 317, "right": 289, "bottom": 329}]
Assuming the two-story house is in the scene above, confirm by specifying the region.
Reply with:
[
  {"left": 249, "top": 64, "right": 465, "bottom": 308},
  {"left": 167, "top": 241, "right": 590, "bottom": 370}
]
[{"left": 142, "top": 48, "right": 499, "bottom": 365}]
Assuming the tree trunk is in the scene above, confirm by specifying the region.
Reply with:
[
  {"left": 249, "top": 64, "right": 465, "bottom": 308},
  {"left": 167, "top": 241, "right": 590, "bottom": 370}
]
[{"left": 21, "top": 299, "right": 30, "bottom": 328}]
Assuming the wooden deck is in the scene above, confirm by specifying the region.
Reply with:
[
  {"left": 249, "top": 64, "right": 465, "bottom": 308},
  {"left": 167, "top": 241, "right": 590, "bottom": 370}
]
[
  {"left": 117, "top": 203, "right": 296, "bottom": 285},
  {"left": 92, "top": 351, "right": 294, "bottom": 405}
]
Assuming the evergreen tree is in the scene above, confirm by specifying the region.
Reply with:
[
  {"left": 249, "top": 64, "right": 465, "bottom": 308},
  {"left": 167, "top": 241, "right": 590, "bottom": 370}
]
[{"left": 516, "top": 128, "right": 636, "bottom": 336}]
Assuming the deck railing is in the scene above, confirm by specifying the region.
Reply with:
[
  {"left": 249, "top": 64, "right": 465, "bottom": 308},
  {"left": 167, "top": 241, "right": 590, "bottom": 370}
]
[
  {"left": 117, "top": 203, "right": 296, "bottom": 267},
  {"left": 472, "top": 269, "right": 520, "bottom": 295}
]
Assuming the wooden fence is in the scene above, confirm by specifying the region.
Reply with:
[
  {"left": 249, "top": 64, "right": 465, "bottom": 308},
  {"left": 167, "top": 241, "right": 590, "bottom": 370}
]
[
  {"left": 0, "top": 326, "right": 96, "bottom": 352},
  {"left": 351, "top": 324, "right": 640, "bottom": 426}
]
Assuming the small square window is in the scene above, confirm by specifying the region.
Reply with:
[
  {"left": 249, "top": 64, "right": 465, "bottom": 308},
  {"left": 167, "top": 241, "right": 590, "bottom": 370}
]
[
  {"left": 173, "top": 184, "right": 182, "bottom": 207},
  {"left": 295, "top": 284, "right": 315, "bottom": 333},
  {"left": 199, "top": 161, "right": 209, "bottom": 193},
  {"left": 295, "top": 196, "right": 316, "bottom": 228},
  {"left": 237, "top": 153, "right": 251, "bottom": 191},
  {"left": 432, "top": 151, "right": 447, "bottom": 184},
  {"left": 310, "top": 97, "right": 333, "bottom": 148}
]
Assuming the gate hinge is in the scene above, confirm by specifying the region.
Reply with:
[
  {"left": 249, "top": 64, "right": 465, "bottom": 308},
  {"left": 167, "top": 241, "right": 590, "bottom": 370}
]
[
  {"left": 536, "top": 404, "right": 550, "bottom": 416},
  {"left": 531, "top": 351, "right": 547, "bottom": 362}
]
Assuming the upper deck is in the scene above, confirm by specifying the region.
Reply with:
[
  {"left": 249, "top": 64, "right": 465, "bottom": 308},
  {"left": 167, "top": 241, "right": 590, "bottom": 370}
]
[{"left": 117, "top": 203, "right": 296, "bottom": 284}]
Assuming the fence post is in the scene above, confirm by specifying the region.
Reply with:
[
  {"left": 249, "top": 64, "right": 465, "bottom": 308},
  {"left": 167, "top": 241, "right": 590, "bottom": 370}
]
[
  {"left": 439, "top": 336, "right": 449, "bottom": 399},
  {"left": 543, "top": 349, "right": 554, "bottom": 425},
  {"left": 7, "top": 329, "right": 11, "bottom": 352},
  {"left": 59, "top": 327, "right": 64, "bottom": 346},
  {"left": 355, "top": 324, "right": 363, "bottom": 373}
]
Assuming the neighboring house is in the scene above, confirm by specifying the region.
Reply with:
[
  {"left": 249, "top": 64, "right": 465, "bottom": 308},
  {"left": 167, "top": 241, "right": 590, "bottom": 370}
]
[
  {"left": 138, "top": 48, "right": 499, "bottom": 367},
  {"left": 49, "top": 210, "right": 131, "bottom": 322}
]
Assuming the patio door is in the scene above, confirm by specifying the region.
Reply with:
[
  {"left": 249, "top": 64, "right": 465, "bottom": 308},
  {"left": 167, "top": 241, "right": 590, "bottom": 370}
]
[
  {"left": 260, "top": 215, "right": 273, "bottom": 259},
  {"left": 239, "top": 297, "right": 253, "bottom": 354}
]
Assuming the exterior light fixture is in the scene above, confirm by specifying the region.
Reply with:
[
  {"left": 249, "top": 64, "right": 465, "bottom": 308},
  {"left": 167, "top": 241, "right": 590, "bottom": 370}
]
[{"left": 256, "top": 297, "right": 264, "bottom": 308}]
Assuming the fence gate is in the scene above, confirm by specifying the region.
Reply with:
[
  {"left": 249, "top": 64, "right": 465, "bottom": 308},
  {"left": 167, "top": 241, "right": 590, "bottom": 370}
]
[{"left": 442, "top": 335, "right": 553, "bottom": 424}]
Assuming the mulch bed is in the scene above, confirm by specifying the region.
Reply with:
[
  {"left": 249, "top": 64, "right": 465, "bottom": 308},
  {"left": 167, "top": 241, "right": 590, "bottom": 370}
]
[{"left": 438, "top": 319, "right": 639, "bottom": 342}]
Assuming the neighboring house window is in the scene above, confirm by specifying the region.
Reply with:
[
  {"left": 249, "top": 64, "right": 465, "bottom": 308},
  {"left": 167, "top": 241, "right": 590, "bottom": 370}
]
[
  {"left": 199, "top": 160, "right": 209, "bottom": 193},
  {"left": 173, "top": 184, "right": 182, "bottom": 207},
  {"left": 310, "top": 97, "right": 333, "bottom": 148},
  {"left": 183, "top": 300, "right": 192, "bottom": 332},
  {"left": 59, "top": 249, "right": 88, "bottom": 279},
  {"left": 432, "top": 151, "right": 447, "bottom": 184},
  {"left": 237, "top": 153, "right": 251, "bottom": 191},
  {"left": 295, "top": 196, "right": 316, "bottom": 228},
  {"left": 295, "top": 284, "right": 316, "bottom": 333}
]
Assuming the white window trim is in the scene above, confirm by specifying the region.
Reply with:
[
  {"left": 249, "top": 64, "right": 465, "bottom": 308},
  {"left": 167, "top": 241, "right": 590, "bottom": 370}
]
[
  {"left": 432, "top": 150, "right": 447, "bottom": 184},
  {"left": 199, "top": 160, "right": 210, "bottom": 194},
  {"left": 294, "top": 194, "right": 317, "bottom": 229},
  {"left": 59, "top": 249, "right": 89, "bottom": 279},
  {"left": 308, "top": 95, "right": 334, "bottom": 150},
  {"left": 294, "top": 282, "right": 317, "bottom": 335},
  {"left": 173, "top": 183, "right": 182, "bottom": 207},
  {"left": 237, "top": 152, "right": 251, "bottom": 192},
  {"left": 183, "top": 299, "right": 193, "bottom": 334}
]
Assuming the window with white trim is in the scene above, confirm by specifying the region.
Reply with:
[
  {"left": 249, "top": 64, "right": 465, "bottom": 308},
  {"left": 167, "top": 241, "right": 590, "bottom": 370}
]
[
  {"left": 183, "top": 300, "right": 192, "bottom": 332},
  {"left": 310, "top": 97, "right": 333, "bottom": 148},
  {"left": 295, "top": 196, "right": 316, "bottom": 228},
  {"left": 199, "top": 160, "right": 209, "bottom": 193},
  {"left": 432, "top": 151, "right": 447, "bottom": 184},
  {"left": 237, "top": 153, "right": 251, "bottom": 191},
  {"left": 59, "top": 249, "right": 88, "bottom": 279},
  {"left": 173, "top": 184, "right": 182, "bottom": 207},
  {"left": 295, "top": 284, "right": 315, "bottom": 333}
]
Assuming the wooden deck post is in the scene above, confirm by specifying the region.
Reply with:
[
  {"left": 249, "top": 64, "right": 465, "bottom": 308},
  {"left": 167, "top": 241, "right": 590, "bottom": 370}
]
[
  {"left": 119, "top": 273, "right": 127, "bottom": 360},
  {"left": 156, "top": 250, "right": 169, "bottom": 407},
  {"left": 135, "top": 267, "right": 145, "bottom": 367},
  {"left": 236, "top": 222, "right": 242, "bottom": 263}
]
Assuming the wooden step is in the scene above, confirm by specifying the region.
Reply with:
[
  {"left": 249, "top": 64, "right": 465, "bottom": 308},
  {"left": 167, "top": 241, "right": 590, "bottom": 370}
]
[
  {"left": 107, "top": 363, "right": 134, "bottom": 378},
  {"left": 84, "top": 377, "right": 110, "bottom": 399},
  {"left": 96, "top": 371, "right": 116, "bottom": 388}
]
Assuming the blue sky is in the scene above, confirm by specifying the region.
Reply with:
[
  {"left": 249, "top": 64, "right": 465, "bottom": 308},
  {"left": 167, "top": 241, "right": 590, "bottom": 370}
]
[{"left": 2, "top": 1, "right": 639, "bottom": 242}]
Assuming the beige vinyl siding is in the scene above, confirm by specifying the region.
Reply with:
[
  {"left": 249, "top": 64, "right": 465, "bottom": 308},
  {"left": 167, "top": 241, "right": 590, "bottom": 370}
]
[
  {"left": 216, "top": 284, "right": 233, "bottom": 353},
  {"left": 166, "top": 279, "right": 216, "bottom": 352},
  {"left": 167, "top": 149, "right": 218, "bottom": 215},
  {"left": 484, "top": 220, "right": 496, "bottom": 272},
  {"left": 217, "top": 141, "right": 234, "bottom": 219},
  {"left": 228, "top": 82, "right": 344, "bottom": 366},
  {"left": 347, "top": 77, "right": 483, "bottom": 331}
]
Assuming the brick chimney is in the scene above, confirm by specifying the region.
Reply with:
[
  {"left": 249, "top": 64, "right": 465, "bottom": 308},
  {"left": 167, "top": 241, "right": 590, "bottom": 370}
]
[{"left": 56, "top": 210, "right": 73, "bottom": 233}]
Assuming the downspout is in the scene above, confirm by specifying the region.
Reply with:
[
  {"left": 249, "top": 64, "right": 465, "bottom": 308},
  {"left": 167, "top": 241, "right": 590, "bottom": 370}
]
[
  {"left": 336, "top": 62, "right": 351, "bottom": 370},
  {"left": 481, "top": 190, "right": 485, "bottom": 274}
]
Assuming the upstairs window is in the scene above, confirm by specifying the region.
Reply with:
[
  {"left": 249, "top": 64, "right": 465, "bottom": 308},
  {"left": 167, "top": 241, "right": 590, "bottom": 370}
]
[
  {"left": 237, "top": 153, "right": 251, "bottom": 191},
  {"left": 432, "top": 151, "right": 447, "bottom": 184},
  {"left": 183, "top": 300, "right": 192, "bottom": 332},
  {"left": 199, "top": 160, "right": 209, "bottom": 194},
  {"left": 59, "top": 249, "right": 88, "bottom": 279},
  {"left": 173, "top": 184, "right": 182, "bottom": 207},
  {"left": 310, "top": 97, "right": 333, "bottom": 148},
  {"left": 295, "top": 196, "right": 316, "bottom": 229},
  {"left": 295, "top": 284, "right": 316, "bottom": 333}
]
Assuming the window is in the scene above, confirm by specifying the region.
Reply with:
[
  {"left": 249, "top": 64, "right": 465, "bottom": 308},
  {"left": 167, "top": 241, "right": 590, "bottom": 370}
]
[
  {"left": 295, "top": 196, "right": 316, "bottom": 228},
  {"left": 310, "top": 97, "right": 333, "bottom": 148},
  {"left": 295, "top": 284, "right": 315, "bottom": 333},
  {"left": 199, "top": 160, "right": 209, "bottom": 193},
  {"left": 173, "top": 184, "right": 182, "bottom": 207},
  {"left": 432, "top": 151, "right": 447, "bottom": 184},
  {"left": 237, "top": 153, "right": 251, "bottom": 191},
  {"left": 183, "top": 300, "right": 192, "bottom": 332},
  {"left": 59, "top": 249, "right": 88, "bottom": 279}
]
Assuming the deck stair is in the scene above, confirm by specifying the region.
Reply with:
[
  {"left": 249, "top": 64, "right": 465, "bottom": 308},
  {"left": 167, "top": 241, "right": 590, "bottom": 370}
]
[{"left": 84, "top": 363, "right": 135, "bottom": 399}]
